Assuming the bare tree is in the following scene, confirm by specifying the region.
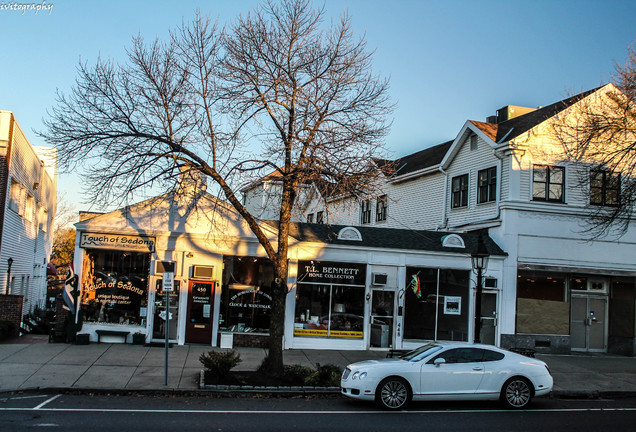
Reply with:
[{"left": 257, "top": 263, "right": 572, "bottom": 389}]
[
  {"left": 554, "top": 43, "right": 636, "bottom": 238},
  {"left": 41, "top": 0, "right": 393, "bottom": 373}
]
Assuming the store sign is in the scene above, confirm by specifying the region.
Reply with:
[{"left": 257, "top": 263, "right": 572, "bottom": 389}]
[
  {"left": 228, "top": 289, "right": 272, "bottom": 310},
  {"left": 80, "top": 233, "right": 155, "bottom": 252},
  {"left": 298, "top": 261, "right": 366, "bottom": 285},
  {"left": 293, "top": 328, "right": 363, "bottom": 338}
]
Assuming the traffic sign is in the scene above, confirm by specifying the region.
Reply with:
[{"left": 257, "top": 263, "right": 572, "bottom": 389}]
[{"left": 163, "top": 272, "right": 174, "bottom": 292}]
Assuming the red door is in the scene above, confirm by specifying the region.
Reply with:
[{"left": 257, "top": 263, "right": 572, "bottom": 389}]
[{"left": 185, "top": 280, "right": 215, "bottom": 344}]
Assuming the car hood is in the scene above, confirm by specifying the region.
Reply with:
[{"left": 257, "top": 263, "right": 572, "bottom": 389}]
[{"left": 347, "top": 358, "right": 404, "bottom": 370}]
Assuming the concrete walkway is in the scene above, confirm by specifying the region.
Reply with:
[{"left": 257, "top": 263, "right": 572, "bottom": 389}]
[{"left": 2, "top": 335, "right": 636, "bottom": 397}]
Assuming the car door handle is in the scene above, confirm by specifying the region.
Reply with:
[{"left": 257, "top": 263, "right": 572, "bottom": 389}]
[{"left": 473, "top": 367, "right": 483, "bottom": 371}]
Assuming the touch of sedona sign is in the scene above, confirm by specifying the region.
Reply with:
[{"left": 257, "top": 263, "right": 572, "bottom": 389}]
[{"left": 80, "top": 233, "right": 155, "bottom": 252}]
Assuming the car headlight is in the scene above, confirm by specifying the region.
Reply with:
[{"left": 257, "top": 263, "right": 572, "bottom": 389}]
[{"left": 352, "top": 371, "right": 367, "bottom": 380}]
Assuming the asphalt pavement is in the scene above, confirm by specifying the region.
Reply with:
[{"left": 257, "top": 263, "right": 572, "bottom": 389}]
[{"left": 2, "top": 334, "right": 636, "bottom": 398}]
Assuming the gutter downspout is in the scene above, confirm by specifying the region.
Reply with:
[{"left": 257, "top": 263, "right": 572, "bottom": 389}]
[{"left": 437, "top": 166, "right": 448, "bottom": 231}]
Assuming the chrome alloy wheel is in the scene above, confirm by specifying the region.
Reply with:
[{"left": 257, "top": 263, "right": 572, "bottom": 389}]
[
  {"left": 503, "top": 378, "right": 532, "bottom": 409},
  {"left": 378, "top": 378, "right": 410, "bottom": 410}
]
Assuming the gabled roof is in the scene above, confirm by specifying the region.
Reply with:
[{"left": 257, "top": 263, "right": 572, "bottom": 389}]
[
  {"left": 264, "top": 221, "right": 506, "bottom": 255},
  {"left": 390, "top": 140, "right": 453, "bottom": 178},
  {"left": 488, "top": 86, "right": 602, "bottom": 144},
  {"left": 469, "top": 121, "right": 498, "bottom": 141}
]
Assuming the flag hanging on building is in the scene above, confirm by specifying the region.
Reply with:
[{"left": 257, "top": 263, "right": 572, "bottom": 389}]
[
  {"left": 63, "top": 265, "right": 76, "bottom": 314},
  {"left": 409, "top": 273, "right": 421, "bottom": 298}
]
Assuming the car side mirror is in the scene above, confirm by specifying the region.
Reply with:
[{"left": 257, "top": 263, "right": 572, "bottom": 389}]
[{"left": 434, "top": 358, "right": 446, "bottom": 367}]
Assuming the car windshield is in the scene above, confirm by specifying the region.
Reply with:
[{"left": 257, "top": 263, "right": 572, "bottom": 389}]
[{"left": 400, "top": 343, "right": 443, "bottom": 362}]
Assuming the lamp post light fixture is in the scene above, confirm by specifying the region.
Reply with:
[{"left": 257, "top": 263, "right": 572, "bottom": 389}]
[
  {"left": 471, "top": 235, "right": 489, "bottom": 344},
  {"left": 6, "top": 257, "right": 14, "bottom": 295}
]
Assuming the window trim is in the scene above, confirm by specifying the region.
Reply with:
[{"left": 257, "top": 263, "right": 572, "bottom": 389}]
[
  {"left": 376, "top": 195, "right": 387, "bottom": 222},
  {"left": 306, "top": 213, "right": 314, "bottom": 223},
  {"left": 361, "top": 199, "right": 372, "bottom": 224},
  {"left": 532, "top": 165, "right": 565, "bottom": 203},
  {"left": 451, "top": 174, "right": 469, "bottom": 208},
  {"left": 477, "top": 166, "right": 497, "bottom": 204},
  {"left": 316, "top": 211, "right": 324, "bottom": 224},
  {"left": 9, "top": 179, "right": 22, "bottom": 214},
  {"left": 589, "top": 169, "right": 620, "bottom": 207}
]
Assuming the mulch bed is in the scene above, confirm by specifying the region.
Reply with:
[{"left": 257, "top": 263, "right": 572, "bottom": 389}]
[{"left": 204, "top": 370, "right": 308, "bottom": 386}]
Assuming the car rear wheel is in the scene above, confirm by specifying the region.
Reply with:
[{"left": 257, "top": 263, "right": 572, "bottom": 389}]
[
  {"left": 376, "top": 377, "right": 411, "bottom": 410},
  {"left": 501, "top": 377, "right": 533, "bottom": 409}
]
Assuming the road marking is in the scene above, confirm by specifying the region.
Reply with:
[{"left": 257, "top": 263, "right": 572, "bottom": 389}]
[
  {"left": 0, "top": 407, "right": 635, "bottom": 414},
  {"left": 0, "top": 394, "right": 50, "bottom": 402},
  {"left": 33, "top": 394, "right": 61, "bottom": 410}
]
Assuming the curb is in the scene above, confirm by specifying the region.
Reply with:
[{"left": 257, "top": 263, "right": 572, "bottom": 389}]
[
  {"left": 551, "top": 390, "right": 636, "bottom": 400},
  {"left": 198, "top": 369, "right": 340, "bottom": 393}
]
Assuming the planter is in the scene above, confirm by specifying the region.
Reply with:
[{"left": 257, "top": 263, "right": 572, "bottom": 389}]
[
  {"left": 132, "top": 333, "right": 146, "bottom": 345},
  {"left": 75, "top": 333, "right": 89, "bottom": 345}
]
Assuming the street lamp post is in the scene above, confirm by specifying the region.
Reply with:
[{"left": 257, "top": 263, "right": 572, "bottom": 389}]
[
  {"left": 6, "top": 257, "right": 14, "bottom": 295},
  {"left": 471, "top": 235, "right": 489, "bottom": 344}
]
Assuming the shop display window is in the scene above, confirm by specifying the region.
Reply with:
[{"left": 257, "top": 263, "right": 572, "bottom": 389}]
[
  {"left": 294, "top": 260, "right": 366, "bottom": 339},
  {"left": 294, "top": 284, "right": 365, "bottom": 338},
  {"left": 403, "top": 267, "right": 469, "bottom": 342},
  {"left": 80, "top": 250, "right": 150, "bottom": 325},
  {"left": 516, "top": 271, "right": 568, "bottom": 335},
  {"left": 220, "top": 256, "right": 274, "bottom": 333}
]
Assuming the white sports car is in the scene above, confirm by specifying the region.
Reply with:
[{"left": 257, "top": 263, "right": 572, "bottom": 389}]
[{"left": 341, "top": 342, "right": 553, "bottom": 410}]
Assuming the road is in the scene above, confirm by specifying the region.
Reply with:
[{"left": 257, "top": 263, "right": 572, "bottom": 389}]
[{"left": 1, "top": 393, "right": 635, "bottom": 431}]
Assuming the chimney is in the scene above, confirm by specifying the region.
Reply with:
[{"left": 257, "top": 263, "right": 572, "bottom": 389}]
[{"left": 493, "top": 105, "right": 537, "bottom": 124}]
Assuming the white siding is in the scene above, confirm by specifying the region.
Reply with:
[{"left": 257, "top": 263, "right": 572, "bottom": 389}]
[
  {"left": 0, "top": 115, "right": 56, "bottom": 312},
  {"left": 445, "top": 134, "right": 500, "bottom": 229}
]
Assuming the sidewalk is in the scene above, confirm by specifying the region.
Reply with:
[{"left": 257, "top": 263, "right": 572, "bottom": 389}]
[{"left": 2, "top": 335, "right": 636, "bottom": 398}]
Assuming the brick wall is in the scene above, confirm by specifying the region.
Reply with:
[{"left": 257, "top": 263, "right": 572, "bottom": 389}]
[
  {"left": 224, "top": 332, "right": 269, "bottom": 348},
  {"left": 0, "top": 294, "right": 23, "bottom": 337}
]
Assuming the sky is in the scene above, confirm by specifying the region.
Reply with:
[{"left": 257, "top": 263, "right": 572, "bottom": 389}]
[{"left": 1, "top": 0, "right": 635, "bottom": 213}]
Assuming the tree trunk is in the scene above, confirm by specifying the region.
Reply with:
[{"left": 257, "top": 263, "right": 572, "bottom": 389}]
[{"left": 267, "top": 271, "right": 287, "bottom": 376}]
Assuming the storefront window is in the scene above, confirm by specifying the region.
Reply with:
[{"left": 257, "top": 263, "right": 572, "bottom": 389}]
[
  {"left": 516, "top": 271, "right": 568, "bottom": 334},
  {"left": 80, "top": 250, "right": 150, "bottom": 325},
  {"left": 295, "top": 261, "right": 366, "bottom": 339},
  {"left": 404, "top": 268, "right": 469, "bottom": 342},
  {"left": 220, "top": 256, "right": 273, "bottom": 333},
  {"left": 610, "top": 277, "right": 635, "bottom": 339}
]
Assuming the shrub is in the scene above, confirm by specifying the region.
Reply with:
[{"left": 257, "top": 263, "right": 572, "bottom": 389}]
[
  {"left": 305, "top": 363, "right": 342, "bottom": 387},
  {"left": 285, "top": 364, "right": 315, "bottom": 383},
  {"left": 199, "top": 350, "right": 241, "bottom": 383},
  {"left": 0, "top": 321, "right": 16, "bottom": 341}
]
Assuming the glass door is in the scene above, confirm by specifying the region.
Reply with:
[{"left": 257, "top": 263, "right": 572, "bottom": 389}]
[
  {"left": 152, "top": 279, "right": 179, "bottom": 342},
  {"left": 479, "top": 291, "right": 498, "bottom": 345},
  {"left": 370, "top": 290, "right": 395, "bottom": 348},
  {"left": 571, "top": 295, "right": 607, "bottom": 352}
]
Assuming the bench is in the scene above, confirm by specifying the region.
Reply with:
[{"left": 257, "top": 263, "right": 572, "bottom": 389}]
[{"left": 95, "top": 329, "right": 130, "bottom": 344}]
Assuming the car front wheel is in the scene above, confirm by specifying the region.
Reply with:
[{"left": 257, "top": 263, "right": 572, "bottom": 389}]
[
  {"left": 376, "top": 377, "right": 411, "bottom": 410},
  {"left": 501, "top": 377, "right": 533, "bottom": 409}
]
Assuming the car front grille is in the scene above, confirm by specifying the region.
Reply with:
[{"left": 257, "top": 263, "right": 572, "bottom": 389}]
[{"left": 342, "top": 367, "right": 352, "bottom": 380}]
